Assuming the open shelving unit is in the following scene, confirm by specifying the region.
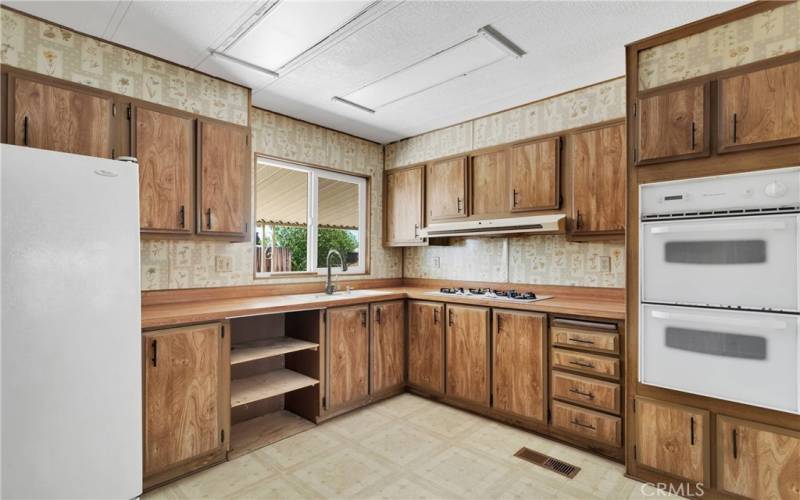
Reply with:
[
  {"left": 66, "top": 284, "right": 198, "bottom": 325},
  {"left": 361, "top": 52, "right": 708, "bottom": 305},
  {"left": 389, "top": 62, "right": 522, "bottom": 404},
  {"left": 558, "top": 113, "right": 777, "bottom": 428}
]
[{"left": 227, "top": 310, "right": 323, "bottom": 459}]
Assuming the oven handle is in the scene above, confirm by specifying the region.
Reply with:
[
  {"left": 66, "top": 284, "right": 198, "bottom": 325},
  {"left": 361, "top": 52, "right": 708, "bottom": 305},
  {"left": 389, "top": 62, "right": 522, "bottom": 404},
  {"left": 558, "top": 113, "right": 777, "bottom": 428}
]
[
  {"left": 649, "top": 220, "right": 786, "bottom": 234},
  {"left": 650, "top": 310, "right": 788, "bottom": 330}
]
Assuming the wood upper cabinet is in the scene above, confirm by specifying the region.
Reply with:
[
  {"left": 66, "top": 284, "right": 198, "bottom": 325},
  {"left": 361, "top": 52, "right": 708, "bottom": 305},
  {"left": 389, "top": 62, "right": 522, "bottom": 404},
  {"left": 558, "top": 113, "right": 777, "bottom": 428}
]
[
  {"left": 143, "top": 323, "right": 226, "bottom": 480},
  {"left": 326, "top": 305, "right": 369, "bottom": 411},
  {"left": 509, "top": 137, "right": 560, "bottom": 211},
  {"left": 408, "top": 301, "right": 445, "bottom": 394},
  {"left": 636, "top": 82, "right": 709, "bottom": 164},
  {"left": 198, "top": 120, "right": 249, "bottom": 237},
  {"left": 426, "top": 156, "right": 468, "bottom": 222},
  {"left": 384, "top": 166, "right": 424, "bottom": 246},
  {"left": 370, "top": 301, "right": 405, "bottom": 394},
  {"left": 11, "top": 75, "right": 112, "bottom": 158},
  {"left": 492, "top": 309, "right": 546, "bottom": 422},
  {"left": 471, "top": 150, "right": 509, "bottom": 216},
  {"left": 570, "top": 123, "right": 626, "bottom": 235},
  {"left": 446, "top": 304, "right": 490, "bottom": 406},
  {"left": 635, "top": 397, "right": 708, "bottom": 484},
  {"left": 718, "top": 59, "right": 800, "bottom": 153},
  {"left": 133, "top": 105, "right": 195, "bottom": 233},
  {"left": 717, "top": 416, "right": 800, "bottom": 500}
]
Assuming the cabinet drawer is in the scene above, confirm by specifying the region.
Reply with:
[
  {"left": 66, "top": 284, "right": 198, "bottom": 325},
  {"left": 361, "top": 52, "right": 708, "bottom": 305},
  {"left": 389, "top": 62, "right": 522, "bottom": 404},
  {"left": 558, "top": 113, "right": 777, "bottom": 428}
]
[
  {"left": 552, "top": 348, "right": 619, "bottom": 380},
  {"left": 551, "top": 326, "right": 619, "bottom": 354},
  {"left": 551, "top": 401, "right": 621, "bottom": 447},
  {"left": 552, "top": 371, "right": 621, "bottom": 414}
]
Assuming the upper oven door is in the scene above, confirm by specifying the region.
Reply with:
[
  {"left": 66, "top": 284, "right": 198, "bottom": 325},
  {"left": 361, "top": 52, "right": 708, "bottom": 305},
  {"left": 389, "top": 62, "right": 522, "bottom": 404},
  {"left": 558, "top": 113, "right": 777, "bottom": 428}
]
[{"left": 641, "top": 213, "right": 799, "bottom": 312}]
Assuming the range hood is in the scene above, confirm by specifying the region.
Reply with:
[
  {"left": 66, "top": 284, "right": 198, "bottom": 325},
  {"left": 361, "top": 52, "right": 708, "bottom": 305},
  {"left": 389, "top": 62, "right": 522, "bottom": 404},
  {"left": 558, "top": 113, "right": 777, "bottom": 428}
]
[{"left": 420, "top": 214, "right": 565, "bottom": 238}]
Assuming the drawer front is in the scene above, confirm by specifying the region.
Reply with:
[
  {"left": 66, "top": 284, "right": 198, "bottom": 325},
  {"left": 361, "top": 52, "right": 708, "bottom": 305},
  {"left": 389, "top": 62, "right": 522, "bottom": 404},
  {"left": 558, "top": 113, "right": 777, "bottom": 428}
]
[
  {"left": 552, "top": 371, "right": 621, "bottom": 414},
  {"left": 552, "top": 348, "right": 619, "bottom": 380},
  {"left": 551, "top": 326, "right": 619, "bottom": 354},
  {"left": 551, "top": 401, "right": 622, "bottom": 447}
]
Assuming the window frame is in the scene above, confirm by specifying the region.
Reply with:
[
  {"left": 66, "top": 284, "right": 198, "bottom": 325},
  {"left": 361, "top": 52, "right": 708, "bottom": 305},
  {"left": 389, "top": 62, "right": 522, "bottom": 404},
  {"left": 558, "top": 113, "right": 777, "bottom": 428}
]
[{"left": 254, "top": 156, "right": 368, "bottom": 278}]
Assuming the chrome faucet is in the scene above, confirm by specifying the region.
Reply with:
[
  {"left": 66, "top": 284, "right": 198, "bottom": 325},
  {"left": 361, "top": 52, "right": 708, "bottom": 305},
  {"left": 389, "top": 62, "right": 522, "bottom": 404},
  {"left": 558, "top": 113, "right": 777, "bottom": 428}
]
[{"left": 325, "top": 249, "right": 348, "bottom": 295}]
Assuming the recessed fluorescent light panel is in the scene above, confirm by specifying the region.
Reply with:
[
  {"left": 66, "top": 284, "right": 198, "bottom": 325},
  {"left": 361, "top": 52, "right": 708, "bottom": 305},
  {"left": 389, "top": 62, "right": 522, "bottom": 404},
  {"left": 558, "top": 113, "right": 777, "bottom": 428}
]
[
  {"left": 208, "top": 50, "right": 279, "bottom": 79},
  {"left": 478, "top": 24, "right": 526, "bottom": 58},
  {"left": 225, "top": 0, "right": 374, "bottom": 70},
  {"left": 331, "top": 96, "right": 375, "bottom": 114}
]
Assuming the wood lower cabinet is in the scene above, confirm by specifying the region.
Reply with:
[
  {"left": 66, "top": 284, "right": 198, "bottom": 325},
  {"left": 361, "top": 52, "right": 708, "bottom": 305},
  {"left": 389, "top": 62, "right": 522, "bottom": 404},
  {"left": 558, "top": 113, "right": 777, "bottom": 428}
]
[
  {"left": 10, "top": 75, "right": 112, "bottom": 158},
  {"left": 471, "top": 150, "right": 509, "bottom": 216},
  {"left": 326, "top": 305, "right": 369, "bottom": 411},
  {"left": 492, "top": 309, "right": 546, "bottom": 422},
  {"left": 142, "top": 323, "right": 227, "bottom": 487},
  {"left": 198, "top": 120, "right": 249, "bottom": 237},
  {"left": 445, "top": 304, "right": 490, "bottom": 406},
  {"left": 635, "top": 397, "right": 708, "bottom": 484},
  {"left": 426, "top": 156, "right": 468, "bottom": 222},
  {"left": 384, "top": 166, "right": 424, "bottom": 246},
  {"left": 717, "top": 416, "right": 800, "bottom": 500},
  {"left": 370, "top": 301, "right": 405, "bottom": 394},
  {"left": 509, "top": 137, "right": 560, "bottom": 211},
  {"left": 636, "top": 82, "right": 709, "bottom": 165},
  {"left": 552, "top": 401, "right": 621, "bottom": 447},
  {"left": 133, "top": 104, "right": 194, "bottom": 233},
  {"left": 570, "top": 122, "right": 625, "bottom": 235},
  {"left": 408, "top": 301, "right": 445, "bottom": 394},
  {"left": 718, "top": 59, "right": 800, "bottom": 153}
]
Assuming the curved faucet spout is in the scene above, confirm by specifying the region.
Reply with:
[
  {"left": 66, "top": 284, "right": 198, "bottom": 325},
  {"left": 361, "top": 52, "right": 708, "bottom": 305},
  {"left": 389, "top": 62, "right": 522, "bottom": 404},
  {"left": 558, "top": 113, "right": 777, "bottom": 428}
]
[{"left": 325, "top": 249, "right": 348, "bottom": 295}]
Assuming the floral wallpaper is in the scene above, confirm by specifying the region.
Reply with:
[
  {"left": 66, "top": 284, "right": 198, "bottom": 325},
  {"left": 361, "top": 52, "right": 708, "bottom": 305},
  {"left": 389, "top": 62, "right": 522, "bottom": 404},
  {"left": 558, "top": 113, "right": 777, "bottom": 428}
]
[
  {"left": 384, "top": 77, "right": 625, "bottom": 169},
  {"left": 141, "top": 108, "right": 401, "bottom": 290},
  {"left": 404, "top": 235, "right": 625, "bottom": 289},
  {"left": 639, "top": 1, "right": 799, "bottom": 90},
  {"left": 0, "top": 7, "right": 249, "bottom": 126}
]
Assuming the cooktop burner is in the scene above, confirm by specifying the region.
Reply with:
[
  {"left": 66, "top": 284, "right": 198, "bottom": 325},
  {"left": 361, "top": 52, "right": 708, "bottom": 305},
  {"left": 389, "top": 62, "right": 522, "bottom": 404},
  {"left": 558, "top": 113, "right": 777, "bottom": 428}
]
[{"left": 432, "top": 287, "right": 552, "bottom": 303}]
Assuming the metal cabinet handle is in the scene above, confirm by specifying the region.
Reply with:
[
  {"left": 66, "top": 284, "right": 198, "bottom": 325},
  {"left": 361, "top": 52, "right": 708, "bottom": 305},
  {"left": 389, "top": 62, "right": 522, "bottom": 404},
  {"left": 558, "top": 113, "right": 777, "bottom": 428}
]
[
  {"left": 361, "top": 310, "right": 367, "bottom": 328},
  {"left": 732, "top": 428, "right": 738, "bottom": 459},
  {"left": 22, "top": 115, "right": 29, "bottom": 146},
  {"left": 732, "top": 113, "right": 738, "bottom": 143},
  {"left": 571, "top": 419, "right": 596, "bottom": 430},
  {"left": 448, "top": 309, "right": 454, "bottom": 327},
  {"left": 690, "top": 416, "right": 696, "bottom": 445},
  {"left": 179, "top": 205, "right": 185, "bottom": 228},
  {"left": 691, "top": 121, "right": 696, "bottom": 150},
  {"left": 151, "top": 339, "right": 157, "bottom": 367},
  {"left": 414, "top": 223, "right": 420, "bottom": 240},
  {"left": 375, "top": 307, "right": 381, "bottom": 324},
  {"left": 512, "top": 189, "right": 519, "bottom": 207},
  {"left": 569, "top": 360, "right": 595, "bottom": 368},
  {"left": 568, "top": 336, "right": 595, "bottom": 345},
  {"left": 568, "top": 387, "right": 594, "bottom": 399},
  {"left": 206, "top": 208, "right": 212, "bottom": 229},
  {"left": 433, "top": 308, "right": 439, "bottom": 324},
  {"left": 575, "top": 210, "right": 583, "bottom": 230},
  {"left": 457, "top": 197, "right": 463, "bottom": 213}
]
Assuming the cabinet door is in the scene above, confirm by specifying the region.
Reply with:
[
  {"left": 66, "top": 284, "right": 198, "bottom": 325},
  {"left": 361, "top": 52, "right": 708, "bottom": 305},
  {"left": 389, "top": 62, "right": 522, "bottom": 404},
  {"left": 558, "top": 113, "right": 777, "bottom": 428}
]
[
  {"left": 326, "top": 305, "right": 369, "bottom": 410},
  {"left": 509, "top": 137, "right": 560, "bottom": 211},
  {"left": 635, "top": 397, "right": 708, "bottom": 484},
  {"left": 492, "top": 310, "right": 546, "bottom": 422},
  {"left": 637, "top": 83, "right": 708, "bottom": 164},
  {"left": 446, "top": 305, "right": 490, "bottom": 406},
  {"left": 427, "top": 156, "right": 468, "bottom": 222},
  {"left": 718, "top": 416, "right": 800, "bottom": 500},
  {"left": 12, "top": 76, "right": 112, "bottom": 158},
  {"left": 143, "top": 323, "right": 225, "bottom": 478},
  {"left": 134, "top": 105, "right": 194, "bottom": 233},
  {"left": 198, "top": 120, "right": 249, "bottom": 236},
  {"left": 719, "top": 60, "right": 800, "bottom": 152},
  {"left": 408, "top": 301, "right": 445, "bottom": 394},
  {"left": 385, "top": 166, "right": 424, "bottom": 245},
  {"left": 571, "top": 123, "right": 625, "bottom": 235},
  {"left": 471, "top": 150, "right": 509, "bottom": 216},
  {"left": 370, "top": 301, "right": 405, "bottom": 394}
]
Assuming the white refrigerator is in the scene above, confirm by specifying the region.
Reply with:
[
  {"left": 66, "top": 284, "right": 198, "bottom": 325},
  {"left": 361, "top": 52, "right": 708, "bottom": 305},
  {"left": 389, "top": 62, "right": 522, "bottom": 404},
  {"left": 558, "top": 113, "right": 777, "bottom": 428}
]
[{"left": 1, "top": 145, "right": 142, "bottom": 499}]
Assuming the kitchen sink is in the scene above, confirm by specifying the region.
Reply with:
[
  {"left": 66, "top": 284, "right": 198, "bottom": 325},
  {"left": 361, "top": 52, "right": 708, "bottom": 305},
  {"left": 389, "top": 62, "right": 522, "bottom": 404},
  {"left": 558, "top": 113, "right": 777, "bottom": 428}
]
[{"left": 297, "top": 289, "right": 394, "bottom": 300}]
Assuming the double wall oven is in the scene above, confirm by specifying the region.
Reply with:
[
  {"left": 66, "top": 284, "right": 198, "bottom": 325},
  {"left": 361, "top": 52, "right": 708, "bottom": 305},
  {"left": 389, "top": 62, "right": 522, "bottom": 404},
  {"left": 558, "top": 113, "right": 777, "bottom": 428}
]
[{"left": 639, "top": 167, "right": 800, "bottom": 414}]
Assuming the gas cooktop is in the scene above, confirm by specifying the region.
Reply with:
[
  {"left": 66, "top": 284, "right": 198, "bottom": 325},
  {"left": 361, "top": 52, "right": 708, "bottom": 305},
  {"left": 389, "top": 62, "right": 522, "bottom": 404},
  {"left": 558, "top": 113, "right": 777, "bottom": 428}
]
[{"left": 426, "top": 287, "right": 553, "bottom": 303}]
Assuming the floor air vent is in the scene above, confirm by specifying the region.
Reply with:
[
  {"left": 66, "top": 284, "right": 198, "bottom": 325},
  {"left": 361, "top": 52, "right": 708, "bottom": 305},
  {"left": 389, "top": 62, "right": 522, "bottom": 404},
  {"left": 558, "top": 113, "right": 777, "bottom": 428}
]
[{"left": 514, "top": 447, "right": 580, "bottom": 478}]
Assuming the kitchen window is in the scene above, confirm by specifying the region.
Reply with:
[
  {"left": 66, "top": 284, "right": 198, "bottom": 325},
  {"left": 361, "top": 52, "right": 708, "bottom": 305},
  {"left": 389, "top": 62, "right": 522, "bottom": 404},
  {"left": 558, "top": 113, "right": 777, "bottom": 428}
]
[{"left": 254, "top": 157, "right": 368, "bottom": 277}]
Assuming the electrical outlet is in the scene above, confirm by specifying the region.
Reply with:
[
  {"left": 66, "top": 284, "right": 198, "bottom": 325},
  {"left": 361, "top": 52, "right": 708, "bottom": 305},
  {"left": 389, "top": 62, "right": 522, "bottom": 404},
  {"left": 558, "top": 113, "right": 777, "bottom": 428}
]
[
  {"left": 433, "top": 256, "right": 441, "bottom": 268},
  {"left": 599, "top": 256, "right": 611, "bottom": 273},
  {"left": 215, "top": 255, "right": 232, "bottom": 273}
]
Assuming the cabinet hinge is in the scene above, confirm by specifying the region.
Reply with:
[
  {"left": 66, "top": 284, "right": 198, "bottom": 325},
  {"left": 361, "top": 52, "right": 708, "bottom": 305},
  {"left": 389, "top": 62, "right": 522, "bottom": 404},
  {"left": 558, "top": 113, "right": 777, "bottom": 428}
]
[
  {"left": 112, "top": 104, "right": 117, "bottom": 117},
  {"left": 244, "top": 222, "right": 248, "bottom": 233},
  {"left": 489, "top": 394, "right": 493, "bottom": 406},
  {"left": 322, "top": 396, "right": 326, "bottom": 407},
  {"left": 111, "top": 148, "right": 115, "bottom": 159},
  {"left": 322, "top": 310, "right": 327, "bottom": 323},
  {"left": 245, "top": 135, "right": 249, "bottom": 146},
  {"left": 547, "top": 408, "right": 551, "bottom": 422},
  {"left": 633, "top": 445, "right": 637, "bottom": 461},
  {"left": 633, "top": 103, "right": 637, "bottom": 117},
  {"left": 632, "top": 399, "right": 636, "bottom": 413},
  {"left": 221, "top": 429, "right": 225, "bottom": 443},
  {"left": 221, "top": 325, "right": 225, "bottom": 338},
  {"left": 127, "top": 105, "right": 132, "bottom": 120},
  {"left": 633, "top": 147, "right": 638, "bottom": 162}
]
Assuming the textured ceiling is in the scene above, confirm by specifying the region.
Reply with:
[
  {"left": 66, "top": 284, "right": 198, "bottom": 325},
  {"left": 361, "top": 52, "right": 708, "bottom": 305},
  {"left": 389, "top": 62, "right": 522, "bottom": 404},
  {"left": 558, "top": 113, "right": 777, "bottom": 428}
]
[{"left": 6, "top": 0, "right": 746, "bottom": 143}]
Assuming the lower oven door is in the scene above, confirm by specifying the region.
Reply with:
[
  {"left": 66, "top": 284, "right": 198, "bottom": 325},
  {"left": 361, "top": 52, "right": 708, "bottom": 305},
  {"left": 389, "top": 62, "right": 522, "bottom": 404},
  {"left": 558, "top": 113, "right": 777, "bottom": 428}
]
[
  {"left": 641, "top": 213, "right": 799, "bottom": 312},
  {"left": 640, "top": 304, "right": 799, "bottom": 414}
]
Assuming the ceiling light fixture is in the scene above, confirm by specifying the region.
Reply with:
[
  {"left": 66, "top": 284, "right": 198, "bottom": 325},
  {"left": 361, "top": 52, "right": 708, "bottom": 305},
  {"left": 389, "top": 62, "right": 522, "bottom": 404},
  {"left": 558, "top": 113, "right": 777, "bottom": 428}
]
[
  {"left": 477, "top": 25, "right": 526, "bottom": 58},
  {"left": 331, "top": 96, "right": 375, "bottom": 114},
  {"left": 208, "top": 49, "right": 279, "bottom": 79}
]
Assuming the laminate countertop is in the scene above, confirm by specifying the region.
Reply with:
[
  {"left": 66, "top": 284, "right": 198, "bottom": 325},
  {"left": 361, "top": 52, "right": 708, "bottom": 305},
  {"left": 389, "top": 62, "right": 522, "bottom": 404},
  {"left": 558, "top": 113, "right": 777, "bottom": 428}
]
[{"left": 141, "top": 286, "right": 625, "bottom": 330}]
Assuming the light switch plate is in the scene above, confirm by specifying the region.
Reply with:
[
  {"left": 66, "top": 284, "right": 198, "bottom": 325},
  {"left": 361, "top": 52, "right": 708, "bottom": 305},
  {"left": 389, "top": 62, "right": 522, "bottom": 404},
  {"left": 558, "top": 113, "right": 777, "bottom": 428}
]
[
  {"left": 433, "top": 256, "right": 441, "bottom": 268},
  {"left": 599, "top": 256, "right": 611, "bottom": 273},
  {"left": 215, "top": 255, "right": 232, "bottom": 273}
]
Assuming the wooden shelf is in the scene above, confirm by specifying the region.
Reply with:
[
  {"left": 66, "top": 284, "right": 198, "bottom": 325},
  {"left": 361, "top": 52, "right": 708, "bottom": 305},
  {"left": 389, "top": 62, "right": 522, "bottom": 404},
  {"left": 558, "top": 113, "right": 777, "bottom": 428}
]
[
  {"left": 231, "top": 369, "right": 318, "bottom": 408},
  {"left": 229, "top": 410, "right": 315, "bottom": 459},
  {"left": 231, "top": 337, "right": 318, "bottom": 365}
]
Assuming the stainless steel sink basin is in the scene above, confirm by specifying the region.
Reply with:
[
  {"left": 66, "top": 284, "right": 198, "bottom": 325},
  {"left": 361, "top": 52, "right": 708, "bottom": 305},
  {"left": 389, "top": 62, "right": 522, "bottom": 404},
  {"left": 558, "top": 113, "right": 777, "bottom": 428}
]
[{"left": 297, "top": 289, "right": 394, "bottom": 300}]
